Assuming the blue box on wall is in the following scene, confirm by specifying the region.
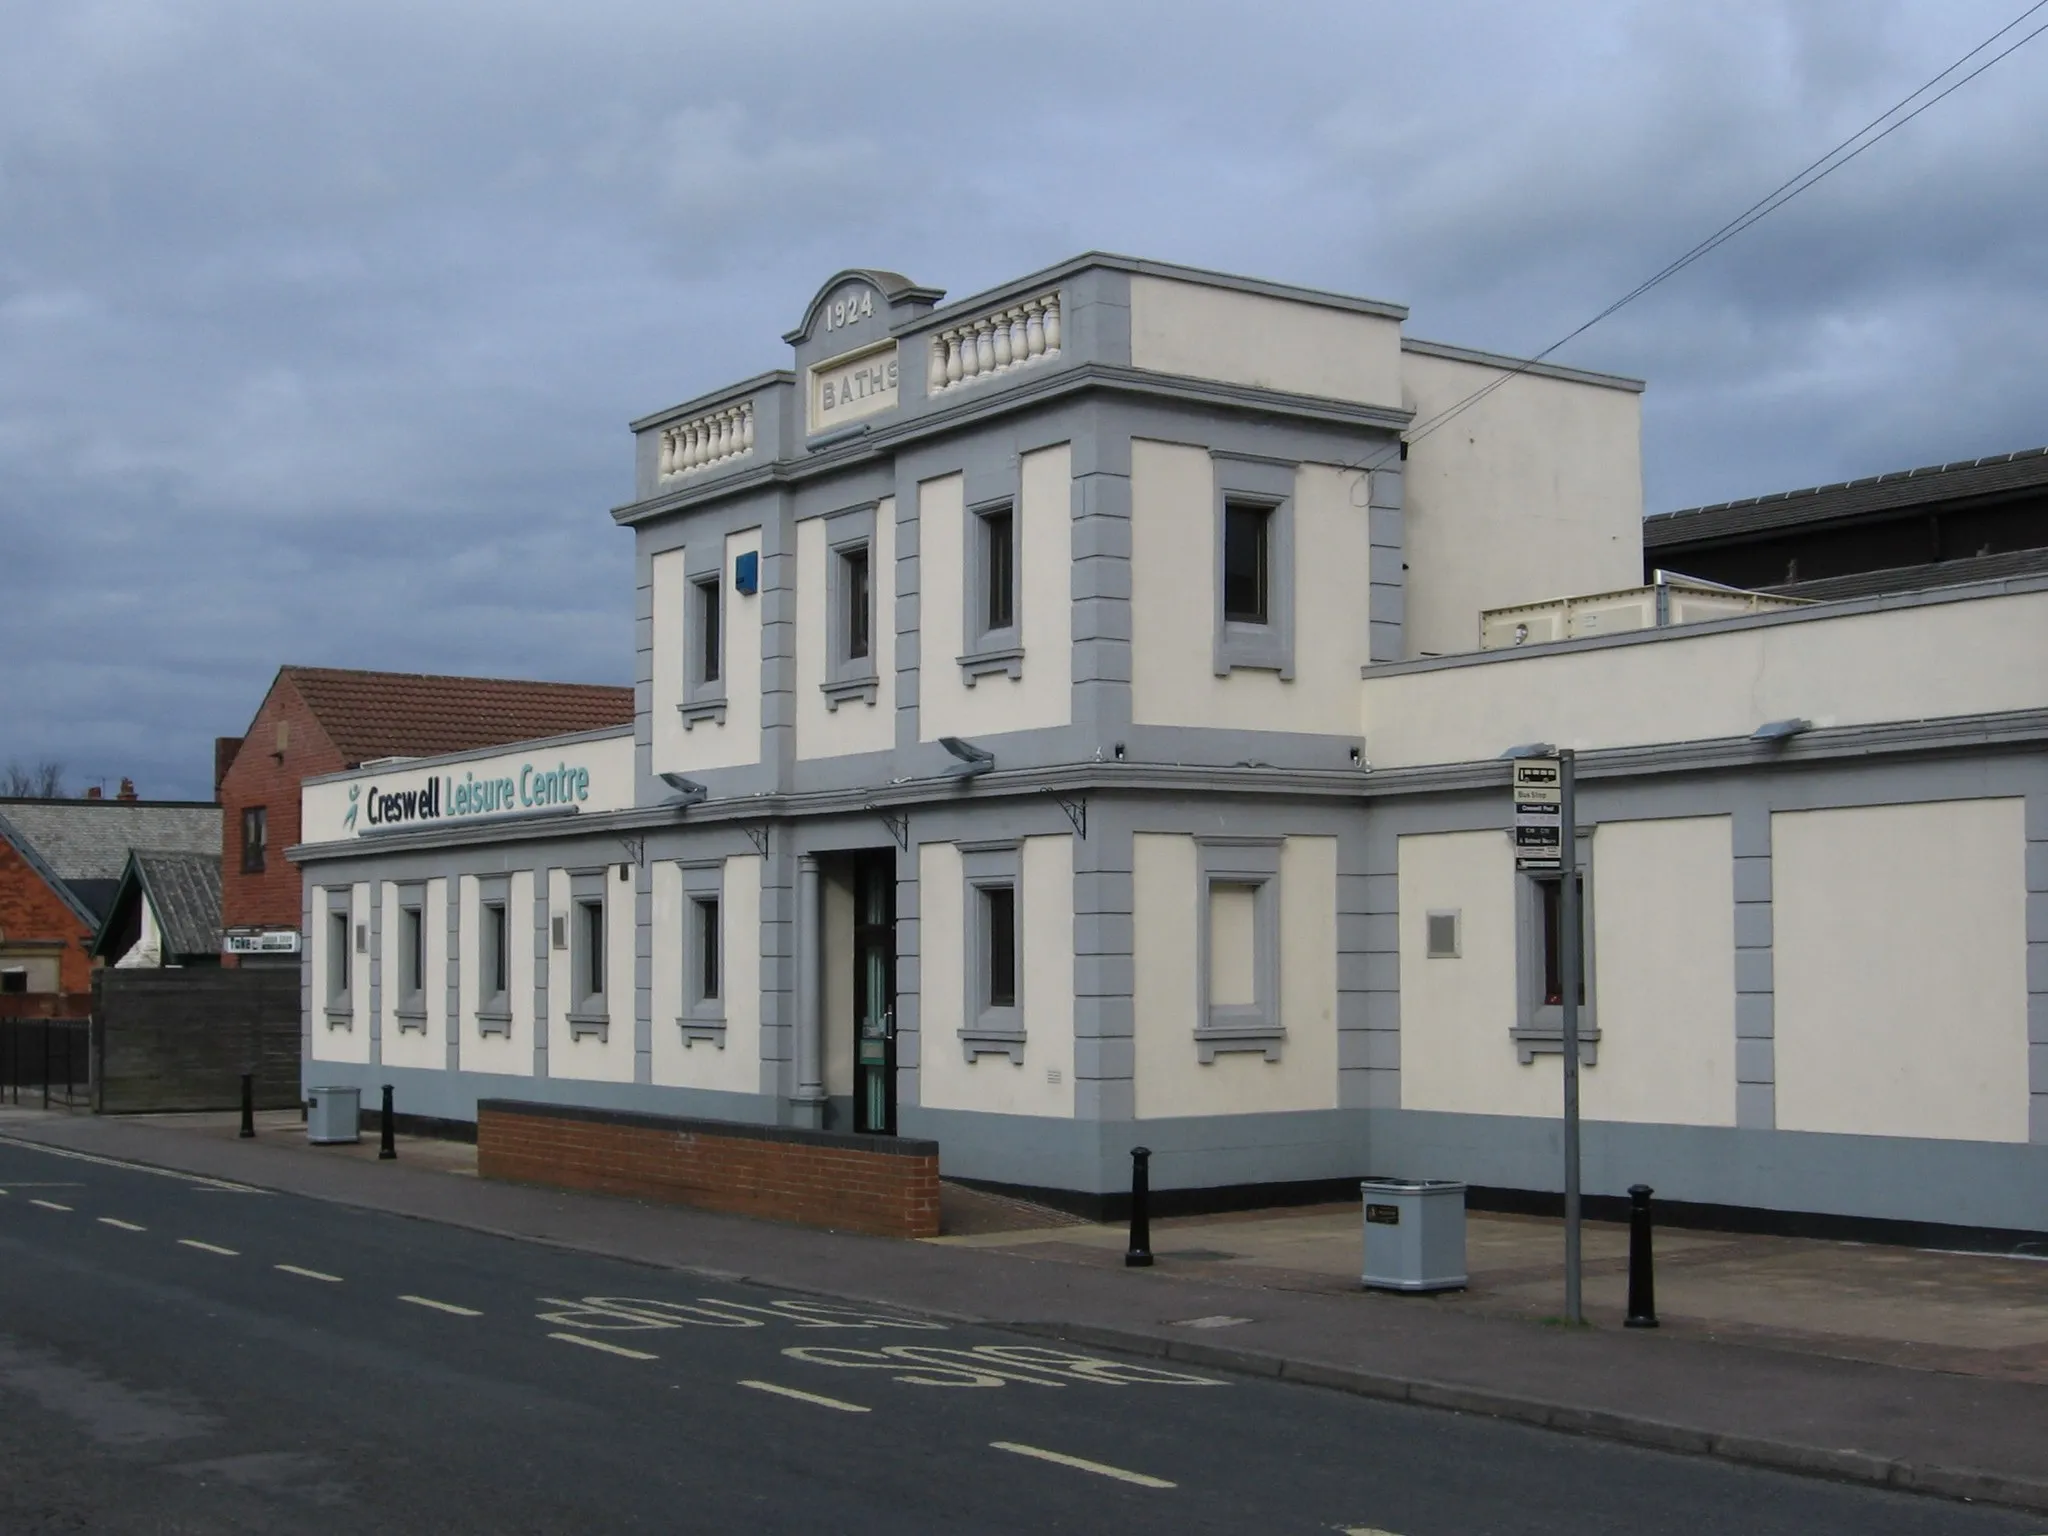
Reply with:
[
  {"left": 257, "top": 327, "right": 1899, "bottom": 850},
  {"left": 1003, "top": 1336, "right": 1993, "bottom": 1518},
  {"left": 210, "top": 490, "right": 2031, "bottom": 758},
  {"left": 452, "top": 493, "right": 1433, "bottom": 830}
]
[{"left": 733, "top": 550, "right": 759, "bottom": 595}]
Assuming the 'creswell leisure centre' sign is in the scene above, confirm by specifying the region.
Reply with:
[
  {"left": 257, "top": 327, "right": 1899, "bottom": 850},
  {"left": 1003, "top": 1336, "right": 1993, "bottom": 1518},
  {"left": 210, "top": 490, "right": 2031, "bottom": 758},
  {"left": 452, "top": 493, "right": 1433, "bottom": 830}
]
[{"left": 347, "top": 761, "right": 594, "bottom": 835}]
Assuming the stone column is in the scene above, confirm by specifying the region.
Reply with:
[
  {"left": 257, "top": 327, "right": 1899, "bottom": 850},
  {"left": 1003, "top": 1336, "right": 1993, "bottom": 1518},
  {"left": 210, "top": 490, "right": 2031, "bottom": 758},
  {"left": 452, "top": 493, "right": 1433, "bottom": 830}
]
[{"left": 792, "top": 853, "right": 825, "bottom": 1126}]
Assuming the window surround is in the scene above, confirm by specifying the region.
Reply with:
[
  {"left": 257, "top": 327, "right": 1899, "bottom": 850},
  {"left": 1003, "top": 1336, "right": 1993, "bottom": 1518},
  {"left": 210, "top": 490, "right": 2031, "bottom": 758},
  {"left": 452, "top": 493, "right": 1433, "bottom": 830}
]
[
  {"left": 1211, "top": 455, "right": 1296, "bottom": 679},
  {"left": 323, "top": 888, "right": 352, "bottom": 1027},
  {"left": 393, "top": 883, "right": 427, "bottom": 1033},
  {"left": 565, "top": 870, "right": 609, "bottom": 1041},
  {"left": 821, "top": 505, "right": 881, "bottom": 710},
  {"left": 675, "top": 860, "right": 727, "bottom": 1047},
  {"left": 1511, "top": 832, "right": 1599, "bottom": 1064},
  {"left": 241, "top": 805, "right": 267, "bottom": 875},
  {"left": 477, "top": 876, "right": 512, "bottom": 1037},
  {"left": 959, "top": 840, "right": 1025, "bottom": 1063},
  {"left": 1194, "top": 838, "right": 1284, "bottom": 1062},
  {"left": 958, "top": 495, "right": 1024, "bottom": 685},
  {"left": 679, "top": 547, "right": 727, "bottom": 728}
]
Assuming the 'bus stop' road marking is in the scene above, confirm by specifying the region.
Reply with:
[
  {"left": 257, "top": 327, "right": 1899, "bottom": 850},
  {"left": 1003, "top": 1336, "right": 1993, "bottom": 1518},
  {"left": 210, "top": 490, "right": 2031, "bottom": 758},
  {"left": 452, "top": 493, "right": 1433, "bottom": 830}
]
[
  {"left": 739, "top": 1380, "right": 870, "bottom": 1413},
  {"left": 549, "top": 1332, "right": 657, "bottom": 1361},
  {"left": 178, "top": 1239, "right": 238, "bottom": 1256},
  {"left": 30, "top": 1199, "right": 72, "bottom": 1212},
  {"left": 989, "top": 1442, "right": 1176, "bottom": 1489},
  {"left": 98, "top": 1217, "right": 146, "bottom": 1232},
  {"left": 276, "top": 1264, "right": 343, "bottom": 1283},
  {"left": 400, "top": 1295, "right": 481, "bottom": 1317}
]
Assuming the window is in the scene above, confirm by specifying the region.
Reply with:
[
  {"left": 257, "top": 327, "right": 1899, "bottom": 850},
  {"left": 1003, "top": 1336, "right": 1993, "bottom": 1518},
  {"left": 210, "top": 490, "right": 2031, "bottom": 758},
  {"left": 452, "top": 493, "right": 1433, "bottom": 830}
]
[
  {"left": 679, "top": 562, "right": 729, "bottom": 726},
  {"left": 395, "top": 890, "right": 426, "bottom": 1031},
  {"left": 1212, "top": 457, "right": 1296, "bottom": 677},
  {"left": 960, "top": 499, "right": 1024, "bottom": 684},
  {"left": 1195, "top": 839, "right": 1284, "bottom": 1062},
  {"left": 0, "top": 970, "right": 23, "bottom": 996},
  {"left": 695, "top": 575, "right": 721, "bottom": 684},
  {"left": 1425, "top": 909, "right": 1462, "bottom": 959},
  {"left": 477, "top": 881, "right": 512, "bottom": 1037},
  {"left": 582, "top": 900, "right": 604, "bottom": 1000},
  {"left": 240, "top": 806, "right": 267, "bottom": 874},
  {"left": 677, "top": 862, "right": 727, "bottom": 1045},
  {"left": 327, "top": 909, "right": 350, "bottom": 1009},
  {"left": 959, "top": 842, "right": 1025, "bottom": 1061},
  {"left": 822, "top": 507, "right": 881, "bottom": 709},
  {"left": 1512, "top": 854, "right": 1599, "bottom": 1064},
  {"left": 485, "top": 903, "right": 509, "bottom": 998},
  {"left": 565, "top": 872, "right": 609, "bottom": 1040},
  {"left": 1222, "top": 502, "right": 1269, "bottom": 624}
]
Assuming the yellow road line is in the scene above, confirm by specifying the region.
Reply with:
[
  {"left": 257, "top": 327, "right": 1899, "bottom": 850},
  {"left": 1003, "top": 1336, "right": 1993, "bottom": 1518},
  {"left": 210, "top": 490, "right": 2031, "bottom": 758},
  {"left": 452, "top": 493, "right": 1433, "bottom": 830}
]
[
  {"left": 276, "top": 1264, "right": 343, "bottom": 1283},
  {"left": 399, "top": 1294, "right": 481, "bottom": 1317},
  {"left": 549, "top": 1332, "right": 657, "bottom": 1361},
  {"left": 738, "top": 1379, "right": 870, "bottom": 1413},
  {"left": 989, "top": 1441, "right": 1175, "bottom": 1489},
  {"left": 98, "top": 1217, "right": 146, "bottom": 1232}
]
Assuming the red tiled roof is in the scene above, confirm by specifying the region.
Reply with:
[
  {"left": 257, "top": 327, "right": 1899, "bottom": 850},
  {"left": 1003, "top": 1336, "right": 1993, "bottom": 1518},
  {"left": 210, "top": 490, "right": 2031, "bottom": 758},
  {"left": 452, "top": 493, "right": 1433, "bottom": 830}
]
[{"left": 282, "top": 667, "right": 633, "bottom": 766}]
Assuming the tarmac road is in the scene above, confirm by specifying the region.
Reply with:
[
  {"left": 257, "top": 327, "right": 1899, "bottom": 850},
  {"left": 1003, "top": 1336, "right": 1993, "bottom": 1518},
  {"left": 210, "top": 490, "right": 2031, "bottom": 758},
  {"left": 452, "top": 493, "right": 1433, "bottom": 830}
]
[{"left": 0, "top": 1136, "right": 2032, "bottom": 1536}]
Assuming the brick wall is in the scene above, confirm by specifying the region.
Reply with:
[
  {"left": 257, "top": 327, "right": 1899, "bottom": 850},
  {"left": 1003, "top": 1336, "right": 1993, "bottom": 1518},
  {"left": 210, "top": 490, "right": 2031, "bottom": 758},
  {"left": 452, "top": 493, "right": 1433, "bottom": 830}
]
[
  {"left": 92, "top": 968, "right": 302, "bottom": 1113},
  {"left": 218, "top": 674, "right": 344, "bottom": 947},
  {"left": 0, "top": 837, "right": 94, "bottom": 993},
  {"left": 477, "top": 1100, "right": 941, "bottom": 1239}
]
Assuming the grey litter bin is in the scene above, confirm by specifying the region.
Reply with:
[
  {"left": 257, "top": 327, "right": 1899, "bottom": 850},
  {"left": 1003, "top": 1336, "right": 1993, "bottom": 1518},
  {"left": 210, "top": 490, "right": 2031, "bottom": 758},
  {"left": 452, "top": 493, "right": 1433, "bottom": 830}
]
[
  {"left": 307, "top": 1086, "right": 361, "bottom": 1145},
  {"left": 1361, "top": 1178, "right": 1467, "bottom": 1292}
]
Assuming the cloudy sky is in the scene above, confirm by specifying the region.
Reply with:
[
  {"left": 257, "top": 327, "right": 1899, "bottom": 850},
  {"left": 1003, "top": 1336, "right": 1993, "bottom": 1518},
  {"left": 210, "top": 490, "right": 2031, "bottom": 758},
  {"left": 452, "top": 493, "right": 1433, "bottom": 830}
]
[{"left": 3, "top": 0, "right": 2044, "bottom": 799}]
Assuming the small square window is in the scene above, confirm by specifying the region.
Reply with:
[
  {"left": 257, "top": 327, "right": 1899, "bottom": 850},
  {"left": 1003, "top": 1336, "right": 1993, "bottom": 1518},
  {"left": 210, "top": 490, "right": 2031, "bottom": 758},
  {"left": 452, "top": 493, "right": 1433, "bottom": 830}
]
[
  {"left": 240, "top": 806, "right": 267, "bottom": 874},
  {"left": 1222, "top": 501, "right": 1270, "bottom": 625},
  {"left": 1425, "top": 909, "right": 1461, "bottom": 959},
  {"left": 1, "top": 970, "right": 24, "bottom": 996}
]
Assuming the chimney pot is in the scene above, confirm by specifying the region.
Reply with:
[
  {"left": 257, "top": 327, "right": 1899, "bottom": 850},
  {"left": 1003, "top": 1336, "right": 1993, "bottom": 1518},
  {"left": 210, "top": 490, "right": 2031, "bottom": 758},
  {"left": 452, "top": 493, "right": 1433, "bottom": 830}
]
[
  {"left": 117, "top": 777, "right": 137, "bottom": 802},
  {"left": 85, "top": 786, "right": 103, "bottom": 800}
]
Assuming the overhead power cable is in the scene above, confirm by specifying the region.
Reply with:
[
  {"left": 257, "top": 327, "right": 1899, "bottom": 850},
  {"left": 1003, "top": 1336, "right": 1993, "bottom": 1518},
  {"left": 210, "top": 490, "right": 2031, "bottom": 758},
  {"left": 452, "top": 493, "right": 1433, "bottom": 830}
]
[{"left": 1370, "top": 0, "right": 2048, "bottom": 469}]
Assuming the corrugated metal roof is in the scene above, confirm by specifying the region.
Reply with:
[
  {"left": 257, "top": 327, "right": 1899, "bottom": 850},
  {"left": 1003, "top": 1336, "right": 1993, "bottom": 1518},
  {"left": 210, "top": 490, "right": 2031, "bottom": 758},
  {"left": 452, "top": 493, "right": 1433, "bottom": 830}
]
[
  {"left": 1763, "top": 545, "right": 2048, "bottom": 602},
  {"left": 1645, "top": 446, "right": 2048, "bottom": 548},
  {"left": 281, "top": 667, "right": 633, "bottom": 766}
]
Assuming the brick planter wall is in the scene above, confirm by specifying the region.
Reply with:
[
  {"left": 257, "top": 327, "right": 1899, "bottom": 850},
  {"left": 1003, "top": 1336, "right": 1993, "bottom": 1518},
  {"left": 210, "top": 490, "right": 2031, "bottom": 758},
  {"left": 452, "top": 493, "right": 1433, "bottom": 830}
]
[{"left": 476, "top": 1100, "right": 941, "bottom": 1239}]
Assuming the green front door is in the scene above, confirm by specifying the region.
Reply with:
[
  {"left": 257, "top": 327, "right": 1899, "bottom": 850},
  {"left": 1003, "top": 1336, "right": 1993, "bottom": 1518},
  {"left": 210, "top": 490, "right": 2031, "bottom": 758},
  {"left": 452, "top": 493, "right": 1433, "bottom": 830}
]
[{"left": 852, "top": 851, "right": 896, "bottom": 1135}]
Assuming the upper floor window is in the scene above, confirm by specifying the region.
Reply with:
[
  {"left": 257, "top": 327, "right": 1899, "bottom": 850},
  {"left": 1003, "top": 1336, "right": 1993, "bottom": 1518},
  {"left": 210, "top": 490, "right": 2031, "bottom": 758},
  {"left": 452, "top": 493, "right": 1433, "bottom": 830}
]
[
  {"left": 843, "top": 545, "right": 871, "bottom": 662},
  {"left": 960, "top": 497, "right": 1023, "bottom": 684},
  {"left": 981, "top": 506, "right": 1014, "bottom": 632},
  {"left": 680, "top": 565, "right": 728, "bottom": 727},
  {"left": 241, "top": 806, "right": 267, "bottom": 874},
  {"left": 1212, "top": 456, "right": 1296, "bottom": 677},
  {"left": 695, "top": 574, "right": 722, "bottom": 684},
  {"left": 823, "top": 506, "right": 881, "bottom": 710},
  {"left": 1222, "top": 501, "right": 1271, "bottom": 625}
]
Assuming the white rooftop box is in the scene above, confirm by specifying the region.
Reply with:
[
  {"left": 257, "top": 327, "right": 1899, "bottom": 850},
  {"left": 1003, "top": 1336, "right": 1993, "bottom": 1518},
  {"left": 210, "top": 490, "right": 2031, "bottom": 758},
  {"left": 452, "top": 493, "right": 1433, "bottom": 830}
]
[{"left": 1480, "top": 570, "right": 1809, "bottom": 651}]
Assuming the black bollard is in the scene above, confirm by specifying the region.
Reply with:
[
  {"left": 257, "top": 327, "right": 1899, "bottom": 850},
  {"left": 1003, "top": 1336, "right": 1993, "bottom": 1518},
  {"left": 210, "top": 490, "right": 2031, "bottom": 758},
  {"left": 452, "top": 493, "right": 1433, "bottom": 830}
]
[
  {"left": 1125, "top": 1146, "right": 1154, "bottom": 1267},
  {"left": 1624, "top": 1183, "right": 1659, "bottom": 1328},
  {"left": 239, "top": 1073, "right": 256, "bottom": 1138},
  {"left": 378, "top": 1084, "right": 397, "bottom": 1160}
]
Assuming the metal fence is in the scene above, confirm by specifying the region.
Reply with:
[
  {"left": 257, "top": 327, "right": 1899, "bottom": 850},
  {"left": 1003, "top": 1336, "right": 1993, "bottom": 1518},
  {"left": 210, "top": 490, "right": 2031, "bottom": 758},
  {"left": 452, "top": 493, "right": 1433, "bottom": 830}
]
[{"left": 0, "top": 1018, "right": 91, "bottom": 1108}]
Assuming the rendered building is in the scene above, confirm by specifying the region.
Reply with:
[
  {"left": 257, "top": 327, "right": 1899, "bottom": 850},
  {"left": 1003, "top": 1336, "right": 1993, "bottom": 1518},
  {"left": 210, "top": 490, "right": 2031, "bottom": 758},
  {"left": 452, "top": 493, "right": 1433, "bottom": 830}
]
[{"left": 292, "top": 254, "right": 2046, "bottom": 1234}]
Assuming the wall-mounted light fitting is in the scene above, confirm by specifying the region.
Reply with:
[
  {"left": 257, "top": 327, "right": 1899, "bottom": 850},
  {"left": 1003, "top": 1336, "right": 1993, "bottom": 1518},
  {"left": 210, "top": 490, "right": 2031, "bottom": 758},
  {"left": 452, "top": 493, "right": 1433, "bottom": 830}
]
[
  {"left": 1750, "top": 717, "right": 1813, "bottom": 743},
  {"left": 938, "top": 736, "right": 995, "bottom": 778},
  {"left": 658, "top": 771, "right": 708, "bottom": 805}
]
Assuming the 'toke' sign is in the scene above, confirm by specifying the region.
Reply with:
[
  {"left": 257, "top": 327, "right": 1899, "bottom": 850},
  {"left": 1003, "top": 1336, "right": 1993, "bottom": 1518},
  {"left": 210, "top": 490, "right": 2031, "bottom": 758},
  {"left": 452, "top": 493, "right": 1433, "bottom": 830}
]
[{"left": 809, "top": 341, "right": 898, "bottom": 434}]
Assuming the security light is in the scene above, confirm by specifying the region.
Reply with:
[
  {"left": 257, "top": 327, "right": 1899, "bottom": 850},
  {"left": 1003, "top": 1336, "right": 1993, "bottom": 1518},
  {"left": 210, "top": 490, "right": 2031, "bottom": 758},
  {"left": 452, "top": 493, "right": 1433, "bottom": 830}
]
[
  {"left": 1499, "top": 742, "right": 1557, "bottom": 760},
  {"left": 658, "top": 771, "right": 708, "bottom": 805},
  {"left": 1750, "top": 718, "right": 1813, "bottom": 743},
  {"left": 938, "top": 736, "right": 995, "bottom": 778}
]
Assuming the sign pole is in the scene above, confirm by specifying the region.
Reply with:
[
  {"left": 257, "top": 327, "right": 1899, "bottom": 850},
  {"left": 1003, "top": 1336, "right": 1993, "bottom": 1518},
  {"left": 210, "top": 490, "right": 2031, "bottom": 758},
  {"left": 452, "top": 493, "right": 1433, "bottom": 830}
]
[{"left": 1558, "top": 748, "right": 1583, "bottom": 1325}]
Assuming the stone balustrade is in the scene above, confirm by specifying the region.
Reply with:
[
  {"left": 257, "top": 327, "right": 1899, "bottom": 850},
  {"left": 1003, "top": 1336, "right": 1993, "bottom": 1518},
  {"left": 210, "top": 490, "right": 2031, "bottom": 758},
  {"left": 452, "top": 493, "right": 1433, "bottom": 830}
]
[
  {"left": 659, "top": 401, "right": 755, "bottom": 478},
  {"left": 927, "top": 292, "right": 1061, "bottom": 395}
]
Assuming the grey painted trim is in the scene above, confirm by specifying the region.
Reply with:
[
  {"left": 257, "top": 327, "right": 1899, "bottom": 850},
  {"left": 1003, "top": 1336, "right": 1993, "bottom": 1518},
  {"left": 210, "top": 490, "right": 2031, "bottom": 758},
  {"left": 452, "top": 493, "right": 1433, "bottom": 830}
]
[
  {"left": 1211, "top": 455, "right": 1297, "bottom": 680},
  {"left": 792, "top": 854, "right": 824, "bottom": 1122},
  {"left": 822, "top": 504, "right": 881, "bottom": 707},
  {"left": 368, "top": 883, "right": 383, "bottom": 1067},
  {"left": 1364, "top": 572, "right": 2048, "bottom": 680},
  {"left": 680, "top": 545, "right": 728, "bottom": 724},
  {"left": 444, "top": 873, "right": 460, "bottom": 1070},
  {"left": 1511, "top": 834, "right": 1598, "bottom": 1063},
  {"left": 960, "top": 841, "right": 1025, "bottom": 1062},
  {"left": 1733, "top": 806, "right": 1776, "bottom": 1130},
  {"left": 676, "top": 859, "right": 727, "bottom": 1048},
  {"left": 1366, "top": 464, "right": 1406, "bottom": 665},
  {"left": 300, "top": 724, "right": 633, "bottom": 788},
  {"left": 2030, "top": 792, "right": 2048, "bottom": 1144},
  {"left": 1399, "top": 336, "right": 1646, "bottom": 393},
  {"left": 1195, "top": 837, "right": 1284, "bottom": 1061},
  {"left": 960, "top": 491, "right": 1023, "bottom": 684},
  {"left": 475, "top": 874, "right": 512, "bottom": 1036},
  {"left": 629, "top": 370, "right": 795, "bottom": 434},
  {"left": 392, "top": 880, "right": 427, "bottom": 1026},
  {"left": 532, "top": 867, "right": 549, "bottom": 1079},
  {"left": 320, "top": 886, "right": 353, "bottom": 1019}
]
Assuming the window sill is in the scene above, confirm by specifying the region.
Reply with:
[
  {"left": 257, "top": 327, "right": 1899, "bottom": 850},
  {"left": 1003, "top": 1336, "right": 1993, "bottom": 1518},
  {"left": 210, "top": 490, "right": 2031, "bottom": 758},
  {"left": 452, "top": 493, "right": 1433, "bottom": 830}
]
[
  {"left": 395, "top": 1007, "right": 428, "bottom": 1035},
  {"left": 476, "top": 1007, "right": 513, "bottom": 1038},
  {"left": 1194, "top": 1019, "right": 1285, "bottom": 1063},
  {"left": 323, "top": 1007, "right": 353, "bottom": 1030},
  {"left": 1510, "top": 1025, "right": 1600, "bottom": 1066},
  {"left": 820, "top": 675, "right": 879, "bottom": 711},
  {"left": 957, "top": 645, "right": 1024, "bottom": 686},
  {"left": 959, "top": 1025, "right": 1026, "bottom": 1064},
  {"left": 678, "top": 698, "right": 727, "bottom": 730},
  {"left": 677, "top": 1014, "right": 728, "bottom": 1048},
  {"left": 1214, "top": 621, "right": 1293, "bottom": 680},
  {"left": 566, "top": 1009, "right": 610, "bottom": 1042}
]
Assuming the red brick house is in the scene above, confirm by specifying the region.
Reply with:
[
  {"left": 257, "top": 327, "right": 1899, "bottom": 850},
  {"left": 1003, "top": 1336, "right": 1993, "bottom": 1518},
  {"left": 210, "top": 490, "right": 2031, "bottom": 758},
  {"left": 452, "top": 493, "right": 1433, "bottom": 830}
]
[{"left": 217, "top": 668, "right": 633, "bottom": 963}]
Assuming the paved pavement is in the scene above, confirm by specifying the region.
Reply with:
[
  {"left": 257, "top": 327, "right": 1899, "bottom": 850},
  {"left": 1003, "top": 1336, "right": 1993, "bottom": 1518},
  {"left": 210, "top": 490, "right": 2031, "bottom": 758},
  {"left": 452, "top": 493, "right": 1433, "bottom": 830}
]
[
  {"left": 2, "top": 1107, "right": 2045, "bottom": 1522},
  {"left": 1, "top": 1132, "right": 2036, "bottom": 1535}
]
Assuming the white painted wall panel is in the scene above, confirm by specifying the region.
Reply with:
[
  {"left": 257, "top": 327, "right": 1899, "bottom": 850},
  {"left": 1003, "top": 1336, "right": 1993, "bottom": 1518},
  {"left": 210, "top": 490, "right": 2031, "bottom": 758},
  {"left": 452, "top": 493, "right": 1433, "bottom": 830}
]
[
  {"left": 1774, "top": 799, "right": 2029, "bottom": 1143},
  {"left": 648, "top": 529, "right": 764, "bottom": 775},
  {"left": 650, "top": 855, "right": 761, "bottom": 1094},
  {"left": 796, "top": 497, "right": 895, "bottom": 759},
  {"left": 1128, "top": 276, "right": 1403, "bottom": 408}
]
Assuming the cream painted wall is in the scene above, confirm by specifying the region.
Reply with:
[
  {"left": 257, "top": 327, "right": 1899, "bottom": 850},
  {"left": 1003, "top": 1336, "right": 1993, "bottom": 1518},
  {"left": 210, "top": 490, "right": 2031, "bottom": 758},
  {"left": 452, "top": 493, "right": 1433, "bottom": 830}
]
[
  {"left": 823, "top": 865, "right": 855, "bottom": 1100},
  {"left": 917, "top": 447, "right": 1072, "bottom": 741},
  {"left": 547, "top": 867, "right": 635, "bottom": 1084},
  {"left": 649, "top": 529, "right": 764, "bottom": 775},
  {"left": 1583, "top": 818, "right": 1735, "bottom": 1128},
  {"left": 1130, "top": 442, "right": 1368, "bottom": 734},
  {"left": 458, "top": 871, "right": 534, "bottom": 1076},
  {"left": 380, "top": 882, "right": 443, "bottom": 1072},
  {"left": 309, "top": 883, "right": 371, "bottom": 1064},
  {"left": 301, "top": 732, "right": 634, "bottom": 846},
  {"left": 1363, "top": 588, "right": 2048, "bottom": 769},
  {"left": 1400, "top": 349, "right": 1642, "bottom": 662},
  {"left": 1128, "top": 276, "right": 1403, "bottom": 409},
  {"left": 1775, "top": 799, "right": 2029, "bottom": 1143},
  {"left": 650, "top": 856, "right": 762, "bottom": 1094},
  {"left": 1132, "top": 833, "right": 1338, "bottom": 1119},
  {"left": 1396, "top": 830, "right": 1545, "bottom": 1116},
  {"left": 796, "top": 499, "right": 896, "bottom": 759},
  {"left": 919, "top": 835, "right": 1077, "bottom": 1118}
]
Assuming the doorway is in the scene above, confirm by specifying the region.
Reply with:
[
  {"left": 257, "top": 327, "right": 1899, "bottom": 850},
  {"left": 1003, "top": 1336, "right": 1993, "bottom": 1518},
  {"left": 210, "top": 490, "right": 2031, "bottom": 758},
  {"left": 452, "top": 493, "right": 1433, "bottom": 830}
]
[{"left": 851, "top": 849, "right": 896, "bottom": 1135}]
